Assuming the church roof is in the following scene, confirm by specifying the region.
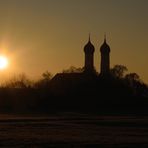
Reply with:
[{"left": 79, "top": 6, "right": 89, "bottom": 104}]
[{"left": 50, "top": 72, "right": 95, "bottom": 95}]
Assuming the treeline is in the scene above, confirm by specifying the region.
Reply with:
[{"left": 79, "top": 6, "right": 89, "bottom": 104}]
[
  {"left": 110, "top": 65, "right": 148, "bottom": 98},
  {"left": 0, "top": 67, "right": 82, "bottom": 90},
  {"left": 0, "top": 65, "right": 147, "bottom": 114},
  {"left": 1, "top": 71, "right": 52, "bottom": 89},
  {"left": 1, "top": 65, "right": 147, "bottom": 98}
]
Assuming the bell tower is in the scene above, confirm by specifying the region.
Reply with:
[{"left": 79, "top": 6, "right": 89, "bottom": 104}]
[
  {"left": 84, "top": 35, "right": 95, "bottom": 73},
  {"left": 100, "top": 35, "right": 110, "bottom": 75}
]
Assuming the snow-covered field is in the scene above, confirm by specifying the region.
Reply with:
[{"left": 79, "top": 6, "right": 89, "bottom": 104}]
[{"left": 0, "top": 114, "right": 148, "bottom": 147}]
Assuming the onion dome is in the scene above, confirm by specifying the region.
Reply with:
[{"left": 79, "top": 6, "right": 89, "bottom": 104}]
[
  {"left": 84, "top": 35, "right": 95, "bottom": 53},
  {"left": 100, "top": 36, "right": 110, "bottom": 53}
]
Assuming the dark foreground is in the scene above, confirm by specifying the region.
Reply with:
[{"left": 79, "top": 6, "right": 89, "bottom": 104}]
[{"left": 0, "top": 114, "right": 148, "bottom": 148}]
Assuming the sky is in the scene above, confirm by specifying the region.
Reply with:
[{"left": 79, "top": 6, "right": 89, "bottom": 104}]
[{"left": 0, "top": 0, "right": 148, "bottom": 83}]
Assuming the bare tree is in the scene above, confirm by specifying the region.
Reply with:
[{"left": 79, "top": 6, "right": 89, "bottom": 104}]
[
  {"left": 34, "top": 71, "right": 52, "bottom": 88},
  {"left": 3, "top": 73, "right": 32, "bottom": 88},
  {"left": 42, "top": 71, "right": 52, "bottom": 80}
]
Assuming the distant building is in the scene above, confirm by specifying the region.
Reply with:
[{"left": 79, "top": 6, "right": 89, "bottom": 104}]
[
  {"left": 100, "top": 36, "right": 111, "bottom": 76},
  {"left": 50, "top": 35, "right": 111, "bottom": 94},
  {"left": 84, "top": 35, "right": 95, "bottom": 74}
]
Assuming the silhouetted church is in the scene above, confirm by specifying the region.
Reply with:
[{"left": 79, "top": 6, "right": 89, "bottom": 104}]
[
  {"left": 83, "top": 35, "right": 111, "bottom": 75},
  {"left": 50, "top": 35, "right": 111, "bottom": 94}
]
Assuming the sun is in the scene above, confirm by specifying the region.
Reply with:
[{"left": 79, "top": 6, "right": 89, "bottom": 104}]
[{"left": 0, "top": 56, "right": 8, "bottom": 70}]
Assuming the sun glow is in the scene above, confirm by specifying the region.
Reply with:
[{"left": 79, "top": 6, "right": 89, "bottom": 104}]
[{"left": 0, "top": 56, "right": 8, "bottom": 70}]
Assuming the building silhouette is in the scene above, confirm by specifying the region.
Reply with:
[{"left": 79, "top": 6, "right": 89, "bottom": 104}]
[
  {"left": 50, "top": 35, "right": 111, "bottom": 94},
  {"left": 100, "top": 35, "right": 111, "bottom": 76},
  {"left": 84, "top": 35, "right": 95, "bottom": 73},
  {"left": 83, "top": 35, "right": 111, "bottom": 75}
]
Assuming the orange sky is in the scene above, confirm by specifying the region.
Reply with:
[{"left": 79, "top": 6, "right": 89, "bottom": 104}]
[{"left": 0, "top": 0, "right": 148, "bottom": 83}]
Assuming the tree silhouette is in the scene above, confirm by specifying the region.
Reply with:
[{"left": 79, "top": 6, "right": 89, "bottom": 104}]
[
  {"left": 124, "top": 72, "right": 148, "bottom": 97},
  {"left": 34, "top": 71, "right": 52, "bottom": 88},
  {"left": 4, "top": 73, "right": 32, "bottom": 88},
  {"left": 125, "top": 73, "right": 140, "bottom": 82},
  {"left": 62, "top": 66, "right": 84, "bottom": 73},
  {"left": 42, "top": 71, "right": 53, "bottom": 81},
  {"left": 110, "top": 65, "right": 128, "bottom": 79}
]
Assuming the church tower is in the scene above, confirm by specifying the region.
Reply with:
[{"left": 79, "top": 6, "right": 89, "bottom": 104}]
[
  {"left": 84, "top": 35, "right": 95, "bottom": 73},
  {"left": 100, "top": 36, "right": 110, "bottom": 75}
]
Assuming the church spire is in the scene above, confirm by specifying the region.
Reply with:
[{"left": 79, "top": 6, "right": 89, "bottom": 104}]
[
  {"left": 104, "top": 33, "right": 106, "bottom": 43},
  {"left": 88, "top": 33, "right": 91, "bottom": 42}
]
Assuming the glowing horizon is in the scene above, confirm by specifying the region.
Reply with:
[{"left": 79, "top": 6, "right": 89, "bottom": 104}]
[{"left": 0, "top": 0, "right": 147, "bottom": 83}]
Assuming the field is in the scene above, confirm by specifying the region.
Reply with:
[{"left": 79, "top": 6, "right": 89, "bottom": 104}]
[{"left": 0, "top": 113, "right": 148, "bottom": 147}]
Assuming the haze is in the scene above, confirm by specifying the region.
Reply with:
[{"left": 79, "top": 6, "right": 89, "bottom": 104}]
[{"left": 0, "top": 0, "right": 148, "bottom": 83}]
